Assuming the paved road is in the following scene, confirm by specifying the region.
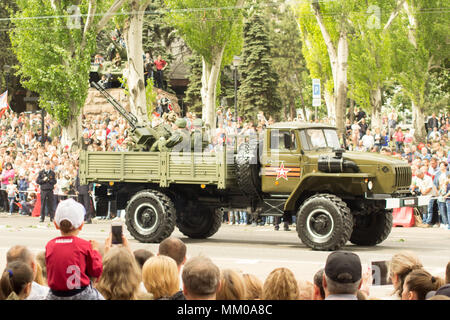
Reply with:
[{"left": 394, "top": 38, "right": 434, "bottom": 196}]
[{"left": 0, "top": 214, "right": 449, "bottom": 299}]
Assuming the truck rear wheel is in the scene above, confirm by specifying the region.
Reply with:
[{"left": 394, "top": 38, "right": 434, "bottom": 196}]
[
  {"left": 350, "top": 209, "right": 393, "bottom": 246},
  {"left": 176, "top": 207, "right": 222, "bottom": 239},
  {"left": 297, "top": 193, "right": 353, "bottom": 251},
  {"left": 125, "top": 189, "right": 175, "bottom": 243}
]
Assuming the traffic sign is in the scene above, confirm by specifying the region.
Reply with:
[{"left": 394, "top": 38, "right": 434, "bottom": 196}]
[
  {"left": 312, "top": 79, "right": 321, "bottom": 99},
  {"left": 312, "top": 98, "right": 321, "bottom": 107}
]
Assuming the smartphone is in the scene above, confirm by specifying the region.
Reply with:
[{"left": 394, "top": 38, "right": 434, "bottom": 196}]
[
  {"left": 371, "top": 260, "right": 392, "bottom": 286},
  {"left": 111, "top": 223, "right": 123, "bottom": 244}
]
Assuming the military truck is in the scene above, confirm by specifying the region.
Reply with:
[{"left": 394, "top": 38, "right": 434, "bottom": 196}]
[{"left": 80, "top": 87, "right": 425, "bottom": 251}]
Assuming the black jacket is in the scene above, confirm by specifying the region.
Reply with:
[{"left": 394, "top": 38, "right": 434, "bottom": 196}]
[{"left": 36, "top": 169, "right": 56, "bottom": 191}]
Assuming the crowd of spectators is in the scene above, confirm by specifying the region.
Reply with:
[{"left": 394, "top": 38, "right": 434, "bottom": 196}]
[
  {"left": 0, "top": 110, "right": 80, "bottom": 216},
  {"left": 1, "top": 198, "right": 449, "bottom": 300},
  {"left": 343, "top": 108, "right": 450, "bottom": 230}
]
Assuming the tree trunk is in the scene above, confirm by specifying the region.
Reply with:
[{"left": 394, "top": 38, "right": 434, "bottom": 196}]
[
  {"left": 324, "top": 88, "right": 335, "bottom": 124},
  {"left": 334, "top": 32, "right": 348, "bottom": 135},
  {"left": 370, "top": 86, "right": 382, "bottom": 129},
  {"left": 124, "top": 0, "right": 151, "bottom": 123},
  {"left": 201, "top": 47, "right": 225, "bottom": 131},
  {"left": 61, "top": 107, "right": 81, "bottom": 152},
  {"left": 412, "top": 100, "right": 426, "bottom": 142},
  {"left": 312, "top": 2, "right": 348, "bottom": 134},
  {"left": 349, "top": 99, "right": 355, "bottom": 123}
]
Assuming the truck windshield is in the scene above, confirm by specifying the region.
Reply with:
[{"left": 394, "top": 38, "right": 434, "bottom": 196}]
[{"left": 299, "top": 128, "right": 341, "bottom": 151}]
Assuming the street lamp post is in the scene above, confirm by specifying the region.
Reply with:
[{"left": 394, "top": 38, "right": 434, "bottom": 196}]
[{"left": 232, "top": 56, "right": 241, "bottom": 122}]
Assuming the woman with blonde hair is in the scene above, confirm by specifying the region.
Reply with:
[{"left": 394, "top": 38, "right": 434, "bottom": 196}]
[
  {"left": 142, "top": 255, "right": 183, "bottom": 300},
  {"left": 389, "top": 251, "right": 423, "bottom": 299},
  {"left": 95, "top": 246, "right": 143, "bottom": 300},
  {"left": 402, "top": 269, "right": 444, "bottom": 300},
  {"left": 242, "top": 273, "right": 263, "bottom": 300},
  {"left": 216, "top": 269, "right": 246, "bottom": 300},
  {"left": 262, "top": 267, "right": 299, "bottom": 300}
]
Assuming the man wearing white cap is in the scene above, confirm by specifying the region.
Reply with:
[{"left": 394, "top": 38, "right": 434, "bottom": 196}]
[{"left": 45, "top": 198, "right": 104, "bottom": 300}]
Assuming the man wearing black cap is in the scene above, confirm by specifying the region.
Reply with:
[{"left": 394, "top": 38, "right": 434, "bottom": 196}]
[
  {"left": 36, "top": 160, "right": 57, "bottom": 222},
  {"left": 323, "top": 251, "right": 362, "bottom": 300}
]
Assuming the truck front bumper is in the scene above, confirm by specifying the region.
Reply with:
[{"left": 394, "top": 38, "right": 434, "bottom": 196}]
[{"left": 366, "top": 194, "right": 432, "bottom": 210}]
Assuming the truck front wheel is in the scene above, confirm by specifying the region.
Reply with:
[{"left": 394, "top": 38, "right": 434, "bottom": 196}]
[
  {"left": 297, "top": 194, "right": 353, "bottom": 251},
  {"left": 176, "top": 207, "right": 222, "bottom": 239},
  {"left": 350, "top": 209, "right": 393, "bottom": 246},
  {"left": 125, "top": 189, "right": 176, "bottom": 243}
]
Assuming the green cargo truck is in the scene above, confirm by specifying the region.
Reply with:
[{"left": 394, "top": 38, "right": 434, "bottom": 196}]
[{"left": 80, "top": 100, "right": 425, "bottom": 250}]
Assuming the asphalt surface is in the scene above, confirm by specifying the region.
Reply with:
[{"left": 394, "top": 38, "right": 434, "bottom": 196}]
[{"left": 0, "top": 213, "right": 449, "bottom": 299}]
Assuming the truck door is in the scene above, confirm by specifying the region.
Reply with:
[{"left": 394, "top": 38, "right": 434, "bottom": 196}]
[{"left": 261, "top": 129, "right": 301, "bottom": 193}]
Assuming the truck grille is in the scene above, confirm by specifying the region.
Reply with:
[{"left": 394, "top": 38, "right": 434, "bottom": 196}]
[{"left": 395, "top": 166, "right": 411, "bottom": 188}]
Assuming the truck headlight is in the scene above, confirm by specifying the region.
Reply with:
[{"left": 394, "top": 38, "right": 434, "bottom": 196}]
[{"left": 367, "top": 181, "right": 373, "bottom": 190}]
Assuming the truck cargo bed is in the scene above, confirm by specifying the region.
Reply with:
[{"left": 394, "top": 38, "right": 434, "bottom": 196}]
[{"left": 79, "top": 151, "right": 237, "bottom": 189}]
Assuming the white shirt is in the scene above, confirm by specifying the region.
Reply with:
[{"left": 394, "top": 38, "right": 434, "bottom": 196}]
[
  {"left": 26, "top": 281, "right": 49, "bottom": 300},
  {"left": 361, "top": 135, "right": 375, "bottom": 150},
  {"left": 415, "top": 175, "right": 437, "bottom": 196}
]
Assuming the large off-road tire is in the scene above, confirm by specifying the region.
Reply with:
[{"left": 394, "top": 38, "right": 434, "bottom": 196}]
[
  {"left": 235, "top": 141, "right": 261, "bottom": 198},
  {"left": 297, "top": 193, "right": 353, "bottom": 251},
  {"left": 176, "top": 207, "right": 222, "bottom": 239},
  {"left": 125, "top": 189, "right": 175, "bottom": 243},
  {"left": 350, "top": 209, "right": 393, "bottom": 246}
]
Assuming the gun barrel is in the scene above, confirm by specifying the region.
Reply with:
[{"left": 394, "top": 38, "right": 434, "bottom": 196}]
[{"left": 91, "top": 81, "right": 138, "bottom": 130}]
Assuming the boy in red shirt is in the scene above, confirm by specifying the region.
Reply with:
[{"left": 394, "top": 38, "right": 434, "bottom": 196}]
[{"left": 45, "top": 198, "right": 104, "bottom": 300}]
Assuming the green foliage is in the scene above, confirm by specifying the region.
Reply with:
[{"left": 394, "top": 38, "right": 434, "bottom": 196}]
[
  {"left": 267, "top": 2, "right": 310, "bottom": 120},
  {"left": 392, "top": 0, "right": 448, "bottom": 108},
  {"left": 145, "top": 77, "right": 158, "bottom": 119},
  {"left": 184, "top": 52, "right": 203, "bottom": 115},
  {"left": 10, "top": 0, "right": 98, "bottom": 126},
  {"left": 238, "top": 12, "right": 280, "bottom": 121},
  {"left": 347, "top": 1, "right": 397, "bottom": 113},
  {"left": 295, "top": 1, "right": 333, "bottom": 111},
  {"left": 218, "top": 65, "right": 235, "bottom": 109},
  {"left": 165, "top": 0, "right": 244, "bottom": 67},
  {"left": 0, "top": 0, "right": 18, "bottom": 91},
  {"left": 118, "top": 76, "right": 129, "bottom": 96},
  {"left": 143, "top": 0, "right": 178, "bottom": 59}
]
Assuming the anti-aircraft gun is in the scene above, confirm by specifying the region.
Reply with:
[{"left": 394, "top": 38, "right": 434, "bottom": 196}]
[{"left": 91, "top": 81, "right": 159, "bottom": 151}]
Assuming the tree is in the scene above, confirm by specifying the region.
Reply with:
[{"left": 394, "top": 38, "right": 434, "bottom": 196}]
[
  {"left": 122, "top": 0, "right": 152, "bottom": 121},
  {"left": 165, "top": 0, "right": 244, "bottom": 130},
  {"left": 267, "top": 2, "right": 310, "bottom": 121},
  {"left": 295, "top": 2, "right": 334, "bottom": 122},
  {"left": 393, "top": 0, "right": 448, "bottom": 140},
  {"left": 184, "top": 51, "right": 203, "bottom": 115},
  {"left": 0, "top": 0, "right": 19, "bottom": 103},
  {"left": 238, "top": 11, "right": 280, "bottom": 121},
  {"left": 10, "top": 0, "right": 127, "bottom": 149},
  {"left": 347, "top": 1, "right": 403, "bottom": 129}
]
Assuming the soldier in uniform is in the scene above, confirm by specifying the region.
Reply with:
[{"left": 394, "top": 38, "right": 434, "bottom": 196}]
[
  {"left": 191, "top": 119, "right": 209, "bottom": 152},
  {"left": 150, "top": 112, "right": 176, "bottom": 151},
  {"left": 150, "top": 117, "right": 185, "bottom": 152},
  {"left": 167, "top": 118, "right": 188, "bottom": 151}
]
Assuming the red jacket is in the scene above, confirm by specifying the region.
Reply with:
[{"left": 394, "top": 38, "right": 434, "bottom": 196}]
[
  {"left": 154, "top": 59, "right": 167, "bottom": 70},
  {"left": 45, "top": 236, "right": 103, "bottom": 291}
]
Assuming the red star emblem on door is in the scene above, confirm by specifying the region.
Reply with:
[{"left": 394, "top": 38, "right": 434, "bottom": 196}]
[{"left": 276, "top": 162, "right": 291, "bottom": 181}]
